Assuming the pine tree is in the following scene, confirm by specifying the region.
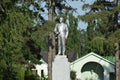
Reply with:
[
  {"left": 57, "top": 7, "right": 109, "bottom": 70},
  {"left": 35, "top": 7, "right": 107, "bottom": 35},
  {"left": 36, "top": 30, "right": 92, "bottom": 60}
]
[{"left": 79, "top": 0, "right": 120, "bottom": 56}]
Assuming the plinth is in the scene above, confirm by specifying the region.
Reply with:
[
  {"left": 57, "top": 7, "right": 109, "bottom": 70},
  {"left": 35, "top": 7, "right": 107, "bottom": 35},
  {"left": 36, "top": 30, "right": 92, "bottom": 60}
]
[{"left": 52, "top": 55, "right": 70, "bottom": 80}]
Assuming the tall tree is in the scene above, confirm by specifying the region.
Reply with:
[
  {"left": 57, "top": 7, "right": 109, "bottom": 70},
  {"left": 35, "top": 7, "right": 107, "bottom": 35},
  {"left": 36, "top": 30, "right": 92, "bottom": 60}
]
[
  {"left": 67, "top": 14, "right": 81, "bottom": 57},
  {"left": 47, "top": 0, "right": 75, "bottom": 21},
  {"left": 79, "top": 0, "right": 120, "bottom": 56},
  {"left": 0, "top": 0, "right": 41, "bottom": 79}
]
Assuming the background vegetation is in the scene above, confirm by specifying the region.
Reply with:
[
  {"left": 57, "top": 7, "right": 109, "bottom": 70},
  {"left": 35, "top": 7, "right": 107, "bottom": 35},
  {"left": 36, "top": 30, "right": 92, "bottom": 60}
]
[{"left": 0, "top": 0, "right": 120, "bottom": 79}]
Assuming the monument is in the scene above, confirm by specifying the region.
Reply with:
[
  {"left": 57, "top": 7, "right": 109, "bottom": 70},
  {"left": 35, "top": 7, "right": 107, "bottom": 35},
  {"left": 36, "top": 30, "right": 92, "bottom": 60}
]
[
  {"left": 54, "top": 17, "right": 68, "bottom": 55},
  {"left": 52, "top": 17, "right": 70, "bottom": 80}
]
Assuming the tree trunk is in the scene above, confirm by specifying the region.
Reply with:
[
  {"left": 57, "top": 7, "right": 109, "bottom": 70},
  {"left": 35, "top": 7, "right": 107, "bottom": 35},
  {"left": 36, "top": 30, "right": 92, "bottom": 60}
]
[
  {"left": 48, "top": 0, "right": 55, "bottom": 21},
  {"left": 48, "top": 0, "right": 56, "bottom": 79},
  {"left": 114, "top": 0, "right": 118, "bottom": 5},
  {"left": 51, "top": 32, "right": 56, "bottom": 59},
  {"left": 114, "top": 0, "right": 119, "bottom": 30},
  {"left": 114, "top": 42, "right": 120, "bottom": 80},
  {"left": 48, "top": 32, "right": 55, "bottom": 80},
  {"left": 114, "top": 0, "right": 120, "bottom": 80}
]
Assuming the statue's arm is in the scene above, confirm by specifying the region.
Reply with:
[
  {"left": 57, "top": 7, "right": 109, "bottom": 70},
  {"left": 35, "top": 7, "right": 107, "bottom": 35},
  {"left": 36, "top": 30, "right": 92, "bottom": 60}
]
[
  {"left": 54, "top": 24, "right": 58, "bottom": 34},
  {"left": 54, "top": 24, "right": 60, "bottom": 37}
]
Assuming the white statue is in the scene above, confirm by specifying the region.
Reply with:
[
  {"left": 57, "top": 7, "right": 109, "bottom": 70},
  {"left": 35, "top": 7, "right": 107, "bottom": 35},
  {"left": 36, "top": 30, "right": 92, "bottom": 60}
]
[{"left": 54, "top": 17, "right": 68, "bottom": 55}]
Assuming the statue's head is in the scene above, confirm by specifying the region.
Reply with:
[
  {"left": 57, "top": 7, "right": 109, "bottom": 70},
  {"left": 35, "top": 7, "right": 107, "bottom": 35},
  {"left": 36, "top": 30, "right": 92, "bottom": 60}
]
[{"left": 59, "top": 17, "right": 63, "bottom": 23}]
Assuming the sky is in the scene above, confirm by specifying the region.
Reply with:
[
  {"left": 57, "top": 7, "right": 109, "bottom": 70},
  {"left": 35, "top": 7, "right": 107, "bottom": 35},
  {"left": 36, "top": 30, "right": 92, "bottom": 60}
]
[
  {"left": 67, "top": 0, "right": 115, "bottom": 29},
  {"left": 29, "top": 0, "right": 116, "bottom": 29},
  {"left": 33, "top": 0, "right": 96, "bottom": 30},
  {"left": 66, "top": 0, "right": 95, "bottom": 30}
]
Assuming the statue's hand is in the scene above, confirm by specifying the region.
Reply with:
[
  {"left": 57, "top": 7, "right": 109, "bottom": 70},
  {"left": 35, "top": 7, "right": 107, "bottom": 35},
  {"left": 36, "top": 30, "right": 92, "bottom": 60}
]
[
  {"left": 54, "top": 31, "right": 59, "bottom": 35},
  {"left": 54, "top": 32, "right": 59, "bottom": 39}
]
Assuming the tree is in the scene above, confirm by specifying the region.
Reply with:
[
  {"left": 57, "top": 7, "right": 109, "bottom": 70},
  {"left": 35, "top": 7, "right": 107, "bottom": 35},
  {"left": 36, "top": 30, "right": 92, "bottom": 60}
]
[
  {"left": 0, "top": 0, "right": 41, "bottom": 79},
  {"left": 114, "top": 42, "right": 120, "bottom": 80},
  {"left": 67, "top": 14, "right": 81, "bottom": 57},
  {"left": 79, "top": 0, "right": 120, "bottom": 56}
]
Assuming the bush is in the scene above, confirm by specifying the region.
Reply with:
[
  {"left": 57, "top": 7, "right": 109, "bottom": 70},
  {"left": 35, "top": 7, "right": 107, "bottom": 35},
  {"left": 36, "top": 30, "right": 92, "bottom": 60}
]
[
  {"left": 24, "top": 69, "right": 40, "bottom": 80},
  {"left": 70, "top": 70, "right": 76, "bottom": 80}
]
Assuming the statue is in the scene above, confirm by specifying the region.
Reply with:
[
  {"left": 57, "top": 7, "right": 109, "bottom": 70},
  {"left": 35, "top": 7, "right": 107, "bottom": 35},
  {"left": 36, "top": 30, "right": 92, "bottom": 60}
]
[{"left": 54, "top": 17, "right": 68, "bottom": 55}]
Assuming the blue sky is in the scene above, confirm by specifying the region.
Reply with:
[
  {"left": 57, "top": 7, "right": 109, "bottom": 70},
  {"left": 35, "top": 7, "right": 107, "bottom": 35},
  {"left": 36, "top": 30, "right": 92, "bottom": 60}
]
[
  {"left": 28, "top": 0, "right": 116, "bottom": 29},
  {"left": 39, "top": 0, "right": 95, "bottom": 30},
  {"left": 68, "top": 0, "right": 114, "bottom": 29},
  {"left": 66, "top": 0, "right": 95, "bottom": 30}
]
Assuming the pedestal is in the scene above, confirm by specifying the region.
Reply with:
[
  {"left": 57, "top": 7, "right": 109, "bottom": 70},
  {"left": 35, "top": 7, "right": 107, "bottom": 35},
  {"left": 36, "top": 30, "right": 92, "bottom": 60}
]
[{"left": 52, "top": 55, "right": 70, "bottom": 80}]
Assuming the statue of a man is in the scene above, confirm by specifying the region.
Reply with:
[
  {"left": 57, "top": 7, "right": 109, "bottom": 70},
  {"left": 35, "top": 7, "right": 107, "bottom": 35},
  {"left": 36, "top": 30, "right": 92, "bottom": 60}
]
[{"left": 54, "top": 17, "right": 68, "bottom": 55}]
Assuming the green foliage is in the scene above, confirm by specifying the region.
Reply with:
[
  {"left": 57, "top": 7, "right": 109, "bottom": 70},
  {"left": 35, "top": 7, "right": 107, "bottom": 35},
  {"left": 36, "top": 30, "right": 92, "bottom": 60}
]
[
  {"left": 109, "top": 29, "right": 120, "bottom": 42},
  {"left": 70, "top": 70, "right": 76, "bottom": 80},
  {"left": 0, "top": 61, "right": 26, "bottom": 80},
  {"left": 67, "top": 14, "right": 81, "bottom": 55},
  {"left": 31, "top": 21, "right": 55, "bottom": 51},
  {"left": 1, "top": 0, "right": 119, "bottom": 79},
  {"left": 0, "top": 59, "right": 7, "bottom": 79},
  {"left": 0, "top": 0, "right": 42, "bottom": 79},
  {"left": 11, "top": 64, "right": 25, "bottom": 80},
  {"left": 0, "top": 2, "right": 81, "bottom": 80},
  {"left": 24, "top": 69, "right": 40, "bottom": 80},
  {"left": 90, "top": 37, "right": 105, "bottom": 54},
  {"left": 79, "top": 0, "right": 120, "bottom": 56}
]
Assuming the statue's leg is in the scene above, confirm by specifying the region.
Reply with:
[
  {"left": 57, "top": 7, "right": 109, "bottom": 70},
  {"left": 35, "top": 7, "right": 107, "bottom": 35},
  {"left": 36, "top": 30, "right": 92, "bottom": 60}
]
[
  {"left": 58, "top": 36, "right": 61, "bottom": 55},
  {"left": 61, "top": 36, "right": 65, "bottom": 55}
]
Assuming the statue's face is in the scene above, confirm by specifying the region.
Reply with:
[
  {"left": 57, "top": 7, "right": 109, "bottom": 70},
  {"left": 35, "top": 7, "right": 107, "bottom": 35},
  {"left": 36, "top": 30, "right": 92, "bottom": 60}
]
[{"left": 59, "top": 17, "right": 63, "bottom": 23}]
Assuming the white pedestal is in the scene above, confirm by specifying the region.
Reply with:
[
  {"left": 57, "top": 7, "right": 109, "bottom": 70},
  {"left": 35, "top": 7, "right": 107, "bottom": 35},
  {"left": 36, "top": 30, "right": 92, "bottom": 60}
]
[{"left": 52, "top": 55, "right": 70, "bottom": 80}]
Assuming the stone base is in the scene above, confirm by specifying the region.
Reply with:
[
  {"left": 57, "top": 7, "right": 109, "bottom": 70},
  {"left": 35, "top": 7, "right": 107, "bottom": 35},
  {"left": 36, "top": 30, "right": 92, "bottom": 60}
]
[{"left": 52, "top": 55, "right": 70, "bottom": 80}]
